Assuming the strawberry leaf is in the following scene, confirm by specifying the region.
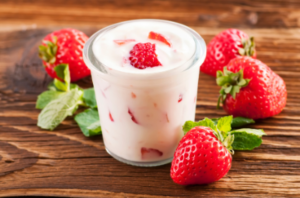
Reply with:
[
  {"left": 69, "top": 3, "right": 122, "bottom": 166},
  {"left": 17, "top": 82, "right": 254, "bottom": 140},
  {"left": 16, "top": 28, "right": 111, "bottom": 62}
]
[
  {"left": 39, "top": 36, "right": 58, "bottom": 64},
  {"left": 183, "top": 118, "right": 217, "bottom": 135},
  {"left": 182, "top": 117, "right": 263, "bottom": 153},
  {"left": 216, "top": 115, "right": 232, "bottom": 134},
  {"left": 216, "top": 67, "right": 251, "bottom": 108}
]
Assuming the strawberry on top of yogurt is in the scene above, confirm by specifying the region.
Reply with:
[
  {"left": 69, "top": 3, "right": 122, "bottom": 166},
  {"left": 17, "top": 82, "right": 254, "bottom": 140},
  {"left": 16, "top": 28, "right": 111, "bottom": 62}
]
[{"left": 93, "top": 21, "right": 195, "bottom": 72}]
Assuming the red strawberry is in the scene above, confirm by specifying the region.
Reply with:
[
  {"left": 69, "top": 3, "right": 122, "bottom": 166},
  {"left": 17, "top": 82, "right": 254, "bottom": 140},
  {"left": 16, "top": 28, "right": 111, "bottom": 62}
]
[
  {"left": 217, "top": 56, "right": 287, "bottom": 119},
  {"left": 129, "top": 43, "right": 162, "bottom": 69},
  {"left": 201, "top": 29, "right": 256, "bottom": 77},
  {"left": 38, "top": 28, "right": 90, "bottom": 82},
  {"left": 148, "top": 31, "right": 171, "bottom": 47},
  {"left": 171, "top": 126, "right": 232, "bottom": 185}
]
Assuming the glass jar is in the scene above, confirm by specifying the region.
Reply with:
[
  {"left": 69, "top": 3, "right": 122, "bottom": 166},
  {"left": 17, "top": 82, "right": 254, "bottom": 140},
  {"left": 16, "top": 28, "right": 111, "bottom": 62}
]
[{"left": 83, "top": 19, "right": 206, "bottom": 167}]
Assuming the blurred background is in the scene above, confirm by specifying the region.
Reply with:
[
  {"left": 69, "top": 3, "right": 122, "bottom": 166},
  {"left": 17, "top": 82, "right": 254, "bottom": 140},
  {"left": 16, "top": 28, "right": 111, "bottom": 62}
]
[{"left": 1, "top": 0, "right": 299, "bottom": 31}]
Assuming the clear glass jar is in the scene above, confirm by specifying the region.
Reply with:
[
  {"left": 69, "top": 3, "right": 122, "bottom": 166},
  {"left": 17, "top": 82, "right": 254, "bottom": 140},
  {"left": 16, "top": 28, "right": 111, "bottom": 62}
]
[{"left": 83, "top": 19, "right": 206, "bottom": 167}]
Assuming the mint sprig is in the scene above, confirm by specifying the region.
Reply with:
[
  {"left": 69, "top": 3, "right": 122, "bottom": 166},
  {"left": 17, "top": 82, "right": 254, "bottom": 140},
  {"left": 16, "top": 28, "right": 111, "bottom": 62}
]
[
  {"left": 38, "top": 88, "right": 83, "bottom": 130},
  {"left": 36, "top": 90, "right": 66, "bottom": 109},
  {"left": 183, "top": 116, "right": 265, "bottom": 152},
  {"left": 54, "top": 64, "right": 70, "bottom": 92},
  {"left": 36, "top": 65, "right": 101, "bottom": 136},
  {"left": 230, "top": 129, "right": 265, "bottom": 150},
  {"left": 83, "top": 88, "right": 97, "bottom": 108},
  {"left": 74, "top": 108, "right": 101, "bottom": 137}
]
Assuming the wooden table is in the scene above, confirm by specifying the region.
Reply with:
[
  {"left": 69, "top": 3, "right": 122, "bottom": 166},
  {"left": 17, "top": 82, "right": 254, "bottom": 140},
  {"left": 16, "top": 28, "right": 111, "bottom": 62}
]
[{"left": 1, "top": 0, "right": 300, "bottom": 197}]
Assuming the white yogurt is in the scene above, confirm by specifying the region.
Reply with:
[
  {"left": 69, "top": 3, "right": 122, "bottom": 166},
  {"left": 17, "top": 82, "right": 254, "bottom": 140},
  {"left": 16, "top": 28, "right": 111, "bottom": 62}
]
[
  {"left": 85, "top": 20, "right": 205, "bottom": 166},
  {"left": 93, "top": 21, "right": 196, "bottom": 73}
]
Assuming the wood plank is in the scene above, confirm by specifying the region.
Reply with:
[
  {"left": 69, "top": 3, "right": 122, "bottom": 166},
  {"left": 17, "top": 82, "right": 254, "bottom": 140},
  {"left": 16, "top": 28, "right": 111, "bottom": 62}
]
[
  {"left": 1, "top": 12, "right": 300, "bottom": 198},
  {"left": 2, "top": 0, "right": 300, "bottom": 30}
]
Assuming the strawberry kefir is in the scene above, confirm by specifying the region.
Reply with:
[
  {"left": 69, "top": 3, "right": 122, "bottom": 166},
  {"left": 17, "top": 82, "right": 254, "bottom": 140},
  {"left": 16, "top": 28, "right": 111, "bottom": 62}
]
[{"left": 83, "top": 19, "right": 206, "bottom": 166}]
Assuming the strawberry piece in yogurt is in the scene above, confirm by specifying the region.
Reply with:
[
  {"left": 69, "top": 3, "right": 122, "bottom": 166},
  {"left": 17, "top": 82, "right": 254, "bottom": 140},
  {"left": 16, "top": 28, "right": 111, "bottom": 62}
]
[
  {"left": 109, "top": 112, "right": 114, "bottom": 122},
  {"left": 178, "top": 94, "right": 183, "bottom": 103},
  {"left": 114, "top": 39, "right": 136, "bottom": 45},
  {"left": 128, "top": 108, "right": 138, "bottom": 124},
  {"left": 148, "top": 31, "right": 171, "bottom": 47},
  {"left": 141, "top": 147, "right": 163, "bottom": 160}
]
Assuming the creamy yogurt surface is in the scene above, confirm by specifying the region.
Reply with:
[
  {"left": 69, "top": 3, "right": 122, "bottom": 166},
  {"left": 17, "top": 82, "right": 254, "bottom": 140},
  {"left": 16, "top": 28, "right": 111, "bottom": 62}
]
[{"left": 93, "top": 20, "right": 196, "bottom": 73}]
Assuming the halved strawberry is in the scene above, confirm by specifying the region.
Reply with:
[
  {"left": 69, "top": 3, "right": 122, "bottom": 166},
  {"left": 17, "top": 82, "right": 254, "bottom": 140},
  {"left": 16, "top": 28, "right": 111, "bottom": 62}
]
[{"left": 148, "top": 31, "right": 171, "bottom": 47}]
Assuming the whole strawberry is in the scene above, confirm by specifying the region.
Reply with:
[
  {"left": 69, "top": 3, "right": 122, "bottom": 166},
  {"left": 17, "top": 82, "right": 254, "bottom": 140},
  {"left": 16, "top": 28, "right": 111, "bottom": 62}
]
[
  {"left": 201, "top": 29, "right": 256, "bottom": 77},
  {"left": 129, "top": 42, "right": 162, "bottom": 69},
  {"left": 38, "top": 28, "right": 90, "bottom": 82},
  {"left": 217, "top": 57, "right": 287, "bottom": 119},
  {"left": 171, "top": 126, "right": 232, "bottom": 185}
]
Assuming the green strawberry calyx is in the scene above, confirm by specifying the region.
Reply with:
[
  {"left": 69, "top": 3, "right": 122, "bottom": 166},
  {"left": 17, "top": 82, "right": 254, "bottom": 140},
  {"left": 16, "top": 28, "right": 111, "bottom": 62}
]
[
  {"left": 38, "top": 36, "right": 58, "bottom": 64},
  {"left": 216, "top": 67, "right": 251, "bottom": 108},
  {"left": 238, "top": 36, "right": 255, "bottom": 57},
  {"left": 182, "top": 116, "right": 265, "bottom": 155}
]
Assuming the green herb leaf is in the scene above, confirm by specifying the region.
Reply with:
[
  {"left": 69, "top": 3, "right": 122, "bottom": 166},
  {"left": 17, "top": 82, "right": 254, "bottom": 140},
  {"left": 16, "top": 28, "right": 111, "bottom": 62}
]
[
  {"left": 83, "top": 88, "right": 97, "bottom": 108},
  {"left": 53, "top": 64, "right": 70, "bottom": 92},
  {"left": 210, "top": 116, "right": 255, "bottom": 129},
  {"left": 47, "top": 82, "right": 57, "bottom": 91},
  {"left": 37, "top": 88, "right": 83, "bottom": 130},
  {"left": 36, "top": 90, "right": 66, "bottom": 109},
  {"left": 231, "top": 117, "right": 255, "bottom": 128},
  {"left": 48, "top": 81, "right": 80, "bottom": 92},
  {"left": 230, "top": 128, "right": 266, "bottom": 150},
  {"left": 216, "top": 115, "right": 232, "bottom": 133},
  {"left": 74, "top": 108, "right": 101, "bottom": 137},
  {"left": 230, "top": 128, "right": 265, "bottom": 137},
  {"left": 183, "top": 118, "right": 217, "bottom": 135}
]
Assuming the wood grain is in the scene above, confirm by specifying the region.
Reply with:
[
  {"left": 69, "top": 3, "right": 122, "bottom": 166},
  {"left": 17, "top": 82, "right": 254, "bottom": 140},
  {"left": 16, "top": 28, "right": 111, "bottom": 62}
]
[
  {"left": 3, "top": 0, "right": 300, "bottom": 30},
  {"left": 1, "top": 1, "right": 300, "bottom": 197}
]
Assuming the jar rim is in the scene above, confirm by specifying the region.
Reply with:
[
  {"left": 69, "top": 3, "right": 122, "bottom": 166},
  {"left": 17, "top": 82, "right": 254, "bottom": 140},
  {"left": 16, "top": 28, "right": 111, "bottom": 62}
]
[{"left": 83, "top": 19, "right": 206, "bottom": 80}]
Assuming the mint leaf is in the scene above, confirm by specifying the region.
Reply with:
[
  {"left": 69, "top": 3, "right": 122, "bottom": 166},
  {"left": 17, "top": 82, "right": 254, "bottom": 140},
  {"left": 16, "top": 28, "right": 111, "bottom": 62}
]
[
  {"left": 230, "top": 128, "right": 266, "bottom": 150},
  {"left": 37, "top": 88, "right": 83, "bottom": 130},
  {"left": 87, "top": 121, "right": 101, "bottom": 133},
  {"left": 54, "top": 64, "right": 70, "bottom": 84},
  {"left": 230, "top": 132, "right": 262, "bottom": 150},
  {"left": 211, "top": 116, "right": 254, "bottom": 128},
  {"left": 230, "top": 128, "right": 265, "bottom": 137},
  {"left": 48, "top": 82, "right": 57, "bottom": 91},
  {"left": 216, "top": 115, "right": 232, "bottom": 133},
  {"left": 48, "top": 81, "right": 80, "bottom": 92},
  {"left": 53, "top": 64, "right": 70, "bottom": 92},
  {"left": 211, "top": 118, "right": 219, "bottom": 125},
  {"left": 36, "top": 90, "right": 66, "bottom": 109},
  {"left": 183, "top": 118, "right": 217, "bottom": 134},
  {"left": 83, "top": 88, "right": 97, "bottom": 108},
  {"left": 231, "top": 117, "right": 255, "bottom": 128},
  {"left": 74, "top": 109, "right": 101, "bottom": 137}
]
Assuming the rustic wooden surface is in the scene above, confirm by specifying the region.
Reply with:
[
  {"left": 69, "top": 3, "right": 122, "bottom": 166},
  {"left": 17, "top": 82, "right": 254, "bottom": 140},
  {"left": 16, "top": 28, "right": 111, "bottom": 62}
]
[{"left": 1, "top": 0, "right": 300, "bottom": 197}]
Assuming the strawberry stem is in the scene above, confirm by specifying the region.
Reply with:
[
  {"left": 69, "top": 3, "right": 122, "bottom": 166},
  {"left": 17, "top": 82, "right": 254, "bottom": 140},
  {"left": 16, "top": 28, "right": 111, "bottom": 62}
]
[
  {"left": 238, "top": 37, "right": 255, "bottom": 57},
  {"left": 38, "top": 36, "right": 58, "bottom": 64},
  {"left": 216, "top": 67, "right": 251, "bottom": 108}
]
